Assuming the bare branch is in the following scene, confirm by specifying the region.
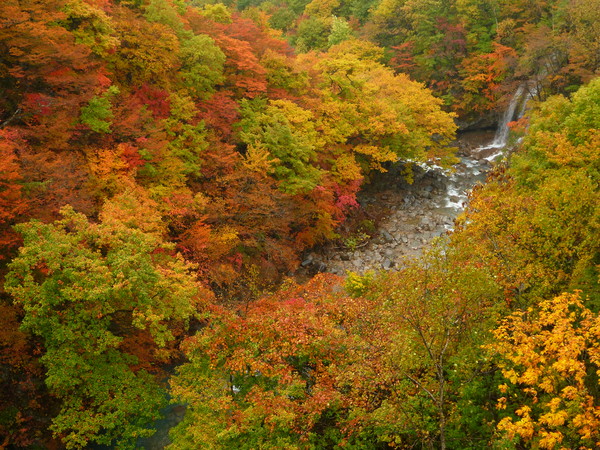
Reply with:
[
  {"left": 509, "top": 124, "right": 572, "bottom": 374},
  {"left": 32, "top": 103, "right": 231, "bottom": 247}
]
[{"left": 0, "top": 108, "right": 22, "bottom": 129}]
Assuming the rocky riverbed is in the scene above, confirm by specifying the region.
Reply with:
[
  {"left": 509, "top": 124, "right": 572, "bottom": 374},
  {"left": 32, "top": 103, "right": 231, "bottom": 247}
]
[{"left": 299, "top": 130, "right": 499, "bottom": 276}]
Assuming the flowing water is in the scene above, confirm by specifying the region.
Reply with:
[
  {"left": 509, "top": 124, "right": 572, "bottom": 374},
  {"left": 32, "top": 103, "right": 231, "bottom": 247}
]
[
  {"left": 139, "top": 86, "right": 532, "bottom": 448},
  {"left": 302, "top": 85, "right": 533, "bottom": 275}
]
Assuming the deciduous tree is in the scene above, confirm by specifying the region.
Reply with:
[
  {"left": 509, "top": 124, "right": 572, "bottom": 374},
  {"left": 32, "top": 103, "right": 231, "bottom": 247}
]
[{"left": 5, "top": 206, "right": 208, "bottom": 448}]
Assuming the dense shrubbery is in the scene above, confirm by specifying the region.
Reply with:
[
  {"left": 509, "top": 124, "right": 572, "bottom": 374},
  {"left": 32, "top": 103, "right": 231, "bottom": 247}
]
[
  {"left": 172, "top": 78, "right": 599, "bottom": 448},
  {"left": 0, "top": 0, "right": 598, "bottom": 448}
]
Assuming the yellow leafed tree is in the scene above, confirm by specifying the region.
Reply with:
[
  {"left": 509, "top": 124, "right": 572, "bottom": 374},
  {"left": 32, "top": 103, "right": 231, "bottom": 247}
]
[{"left": 488, "top": 291, "right": 600, "bottom": 449}]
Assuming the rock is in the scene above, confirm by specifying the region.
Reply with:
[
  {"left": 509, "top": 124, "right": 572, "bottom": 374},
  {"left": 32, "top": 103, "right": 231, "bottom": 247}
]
[
  {"left": 301, "top": 254, "right": 313, "bottom": 267},
  {"left": 314, "top": 260, "right": 327, "bottom": 273},
  {"left": 384, "top": 248, "right": 394, "bottom": 257},
  {"left": 382, "top": 258, "right": 394, "bottom": 270},
  {"left": 474, "top": 146, "right": 501, "bottom": 160},
  {"left": 380, "top": 230, "right": 394, "bottom": 243},
  {"left": 340, "top": 253, "right": 350, "bottom": 261}
]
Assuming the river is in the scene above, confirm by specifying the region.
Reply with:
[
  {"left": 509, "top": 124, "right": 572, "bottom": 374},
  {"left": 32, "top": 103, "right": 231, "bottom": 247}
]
[
  {"left": 137, "top": 86, "right": 531, "bottom": 448},
  {"left": 300, "top": 84, "right": 532, "bottom": 276},
  {"left": 299, "top": 131, "right": 495, "bottom": 275}
]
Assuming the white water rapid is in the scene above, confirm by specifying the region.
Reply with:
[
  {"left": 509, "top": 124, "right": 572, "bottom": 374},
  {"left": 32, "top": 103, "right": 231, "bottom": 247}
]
[
  {"left": 477, "top": 83, "right": 535, "bottom": 161},
  {"left": 442, "top": 83, "right": 534, "bottom": 210},
  {"left": 299, "top": 85, "right": 533, "bottom": 276}
]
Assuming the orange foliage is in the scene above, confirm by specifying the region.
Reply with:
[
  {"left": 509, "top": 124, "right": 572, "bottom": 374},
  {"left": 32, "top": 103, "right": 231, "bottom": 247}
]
[{"left": 0, "top": 130, "right": 28, "bottom": 255}]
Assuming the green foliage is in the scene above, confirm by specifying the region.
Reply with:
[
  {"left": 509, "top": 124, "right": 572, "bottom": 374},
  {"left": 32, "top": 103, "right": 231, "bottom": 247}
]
[
  {"left": 457, "top": 79, "right": 600, "bottom": 305},
  {"left": 268, "top": 7, "right": 296, "bottom": 31},
  {"left": 180, "top": 34, "right": 226, "bottom": 99},
  {"left": 4, "top": 0, "right": 600, "bottom": 447},
  {"left": 342, "top": 230, "right": 369, "bottom": 251},
  {"left": 327, "top": 16, "right": 353, "bottom": 47},
  {"left": 293, "top": 16, "right": 329, "bottom": 52},
  {"left": 5, "top": 206, "right": 204, "bottom": 448},
  {"left": 345, "top": 270, "right": 374, "bottom": 296},
  {"left": 349, "top": 245, "right": 502, "bottom": 448},
  {"left": 200, "top": 3, "right": 233, "bottom": 23},
  {"left": 238, "top": 97, "right": 322, "bottom": 194},
  {"left": 80, "top": 86, "right": 119, "bottom": 133},
  {"left": 144, "top": 0, "right": 187, "bottom": 37},
  {"left": 167, "top": 121, "right": 210, "bottom": 177},
  {"left": 61, "top": 0, "right": 119, "bottom": 56}
]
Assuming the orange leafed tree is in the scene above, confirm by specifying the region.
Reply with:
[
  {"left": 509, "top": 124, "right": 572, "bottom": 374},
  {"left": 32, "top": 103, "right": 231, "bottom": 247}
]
[{"left": 0, "top": 130, "right": 28, "bottom": 255}]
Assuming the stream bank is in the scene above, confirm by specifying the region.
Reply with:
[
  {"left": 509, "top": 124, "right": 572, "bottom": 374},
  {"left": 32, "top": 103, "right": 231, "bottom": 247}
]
[
  {"left": 298, "top": 129, "right": 506, "bottom": 276},
  {"left": 141, "top": 85, "right": 532, "bottom": 448},
  {"left": 299, "top": 83, "right": 535, "bottom": 276}
]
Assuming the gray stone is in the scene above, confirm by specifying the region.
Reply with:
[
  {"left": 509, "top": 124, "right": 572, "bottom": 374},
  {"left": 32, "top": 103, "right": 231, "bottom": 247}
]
[
  {"left": 380, "top": 230, "right": 394, "bottom": 243},
  {"left": 314, "top": 261, "right": 327, "bottom": 273},
  {"left": 301, "top": 255, "right": 313, "bottom": 267}
]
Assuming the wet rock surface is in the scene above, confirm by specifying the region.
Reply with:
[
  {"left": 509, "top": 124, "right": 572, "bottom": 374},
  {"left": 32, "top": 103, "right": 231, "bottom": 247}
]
[{"left": 299, "top": 131, "right": 496, "bottom": 276}]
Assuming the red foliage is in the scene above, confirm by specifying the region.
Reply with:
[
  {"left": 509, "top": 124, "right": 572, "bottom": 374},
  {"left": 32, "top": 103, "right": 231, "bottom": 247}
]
[
  {"left": 110, "top": 92, "right": 157, "bottom": 141},
  {"left": 119, "top": 142, "right": 145, "bottom": 169},
  {"left": 333, "top": 179, "right": 361, "bottom": 217},
  {"left": 390, "top": 41, "right": 418, "bottom": 72},
  {"left": 0, "top": 302, "right": 50, "bottom": 448},
  {"left": 185, "top": 10, "right": 270, "bottom": 97},
  {"left": 0, "top": 0, "right": 102, "bottom": 148},
  {"left": 19, "top": 147, "right": 97, "bottom": 222},
  {"left": 134, "top": 84, "right": 171, "bottom": 119},
  {"left": 225, "top": 15, "right": 292, "bottom": 58},
  {"left": 197, "top": 91, "right": 240, "bottom": 140}
]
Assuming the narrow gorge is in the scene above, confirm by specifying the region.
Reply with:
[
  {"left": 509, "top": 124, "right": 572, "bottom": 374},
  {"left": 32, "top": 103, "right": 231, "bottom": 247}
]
[{"left": 300, "top": 85, "right": 535, "bottom": 276}]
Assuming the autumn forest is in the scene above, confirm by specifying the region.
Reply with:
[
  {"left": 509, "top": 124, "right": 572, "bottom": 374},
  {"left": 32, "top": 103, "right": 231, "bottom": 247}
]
[{"left": 0, "top": 0, "right": 599, "bottom": 448}]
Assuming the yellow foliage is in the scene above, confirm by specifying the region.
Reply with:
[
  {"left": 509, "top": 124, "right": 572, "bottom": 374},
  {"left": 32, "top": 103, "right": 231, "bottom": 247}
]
[
  {"left": 243, "top": 144, "right": 280, "bottom": 175},
  {"left": 331, "top": 153, "right": 363, "bottom": 182},
  {"left": 208, "top": 226, "right": 241, "bottom": 260},
  {"left": 87, "top": 144, "right": 132, "bottom": 195},
  {"left": 353, "top": 144, "right": 397, "bottom": 171},
  {"left": 488, "top": 292, "right": 600, "bottom": 448},
  {"left": 304, "top": 0, "right": 340, "bottom": 18},
  {"left": 538, "top": 430, "right": 564, "bottom": 449}
]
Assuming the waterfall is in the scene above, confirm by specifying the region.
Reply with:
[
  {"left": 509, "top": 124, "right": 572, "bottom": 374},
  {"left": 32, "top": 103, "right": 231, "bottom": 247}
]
[
  {"left": 442, "top": 83, "right": 535, "bottom": 209},
  {"left": 475, "top": 83, "right": 534, "bottom": 161},
  {"left": 489, "top": 84, "right": 525, "bottom": 148}
]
